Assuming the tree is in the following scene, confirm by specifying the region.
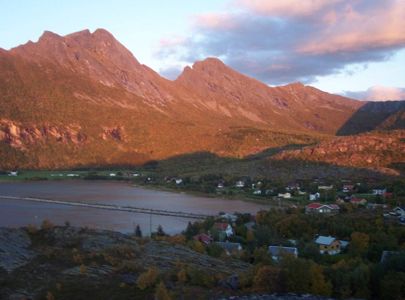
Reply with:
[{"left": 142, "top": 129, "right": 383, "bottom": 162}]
[
  {"left": 135, "top": 224, "right": 142, "bottom": 237},
  {"left": 154, "top": 281, "right": 172, "bottom": 300},
  {"left": 253, "top": 265, "right": 281, "bottom": 292},
  {"left": 350, "top": 232, "right": 370, "bottom": 256},
  {"left": 156, "top": 225, "right": 166, "bottom": 237},
  {"left": 309, "top": 264, "right": 332, "bottom": 296},
  {"left": 380, "top": 271, "right": 405, "bottom": 300}
]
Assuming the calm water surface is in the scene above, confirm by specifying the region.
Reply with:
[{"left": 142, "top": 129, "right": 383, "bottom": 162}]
[{"left": 0, "top": 181, "right": 269, "bottom": 234}]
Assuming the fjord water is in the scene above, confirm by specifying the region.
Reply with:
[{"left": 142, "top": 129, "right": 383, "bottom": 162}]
[{"left": 0, "top": 181, "right": 268, "bottom": 234}]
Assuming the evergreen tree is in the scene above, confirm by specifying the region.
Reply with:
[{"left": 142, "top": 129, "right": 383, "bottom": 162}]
[
  {"left": 135, "top": 224, "right": 142, "bottom": 237},
  {"left": 156, "top": 225, "right": 166, "bottom": 236}
]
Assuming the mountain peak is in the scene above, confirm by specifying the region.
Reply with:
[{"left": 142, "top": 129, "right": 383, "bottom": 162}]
[
  {"left": 192, "top": 57, "right": 227, "bottom": 71},
  {"left": 38, "top": 30, "right": 62, "bottom": 42}
]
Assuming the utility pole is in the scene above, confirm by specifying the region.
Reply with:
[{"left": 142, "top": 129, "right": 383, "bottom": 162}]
[{"left": 149, "top": 213, "right": 152, "bottom": 237}]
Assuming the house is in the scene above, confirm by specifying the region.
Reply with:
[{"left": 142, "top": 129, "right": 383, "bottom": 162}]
[
  {"left": 319, "top": 185, "right": 334, "bottom": 191},
  {"left": 373, "top": 188, "right": 386, "bottom": 195},
  {"left": 350, "top": 197, "right": 367, "bottom": 206},
  {"left": 213, "top": 222, "right": 233, "bottom": 237},
  {"left": 383, "top": 192, "right": 393, "bottom": 198},
  {"left": 380, "top": 251, "right": 404, "bottom": 263},
  {"left": 315, "top": 236, "right": 341, "bottom": 255},
  {"left": 253, "top": 189, "right": 262, "bottom": 195},
  {"left": 339, "top": 240, "right": 350, "bottom": 250},
  {"left": 193, "top": 233, "right": 213, "bottom": 245},
  {"left": 268, "top": 246, "right": 298, "bottom": 261},
  {"left": 216, "top": 242, "right": 242, "bottom": 255},
  {"left": 342, "top": 184, "right": 354, "bottom": 193},
  {"left": 393, "top": 207, "right": 405, "bottom": 217},
  {"left": 8, "top": 171, "right": 18, "bottom": 176},
  {"left": 309, "top": 193, "right": 320, "bottom": 201},
  {"left": 175, "top": 178, "right": 183, "bottom": 185},
  {"left": 286, "top": 183, "right": 300, "bottom": 191},
  {"left": 244, "top": 221, "right": 256, "bottom": 230},
  {"left": 367, "top": 203, "right": 388, "bottom": 210},
  {"left": 305, "top": 203, "right": 340, "bottom": 214},
  {"left": 235, "top": 180, "right": 245, "bottom": 188},
  {"left": 278, "top": 192, "right": 291, "bottom": 199},
  {"left": 219, "top": 213, "right": 238, "bottom": 222}
]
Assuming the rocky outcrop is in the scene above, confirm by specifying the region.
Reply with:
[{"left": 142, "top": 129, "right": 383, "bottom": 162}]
[
  {"left": 101, "top": 126, "right": 125, "bottom": 141},
  {"left": 274, "top": 131, "right": 405, "bottom": 175},
  {"left": 0, "top": 119, "right": 86, "bottom": 149},
  {"left": 0, "top": 228, "right": 36, "bottom": 272}
]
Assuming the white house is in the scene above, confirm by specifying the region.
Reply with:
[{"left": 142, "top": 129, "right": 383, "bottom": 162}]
[
  {"left": 278, "top": 192, "right": 291, "bottom": 199},
  {"left": 235, "top": 180, "right": 245, "bottom": 188},
  {"left": 268, "top": 246, "right": 298, "bottom": 261},
  {"left": 319, "top": 185, "right": 334, "bottom": 190},
  {"left": 309, "top": 193, "right": 320, "bottom": 201},
  {"left": 8, "top": 171, "right": 18, "bottom": 176},
  {"left": 306, "top": 203, "right": 340, "bottom": 214},
  {"left": 373, "top": 188, "right": 387, "bottom": 195}
]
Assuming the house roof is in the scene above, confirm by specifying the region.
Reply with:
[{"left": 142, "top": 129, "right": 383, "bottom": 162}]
[
  {"left": 216, "top": 242, "right": 241, "bottom": 252},
  {"left": 268, "top": 246, "right": 298, "bottom": 256},
  {"left": 194, "top": 233, "right": 212, "bottom": 243},
  {"left": 380, "top": 251, "right": 404, "bottom": 263},
  {"left": 351, "top": 198, "right": 366, "bottom": 203},
  {"left": 315, "top": 236, "right": 337, "bottom": 246},
  {"left": 214, "top": 223, "right": 230, "bottom": 231},
  {"left": 307, "top": 203, "right": 323, "bottom": 209}
]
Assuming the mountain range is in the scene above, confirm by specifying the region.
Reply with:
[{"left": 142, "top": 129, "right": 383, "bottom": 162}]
[{"left": 0, "top": 29, "right": 404, "bottom": 174}]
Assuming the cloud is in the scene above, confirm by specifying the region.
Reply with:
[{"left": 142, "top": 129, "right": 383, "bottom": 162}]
[
  {"left": 155, "top": 0, "right": 405, "bottom": 85},
  {"left": 344, "top": 86, "right": 405, "bottom": 101}
]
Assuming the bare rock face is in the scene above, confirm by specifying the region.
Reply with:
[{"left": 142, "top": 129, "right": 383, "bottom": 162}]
[
  {"left": 0, "top": 228, "right": 36, "bottom": 272},
  {"left": 0, "top": 119, "right": 86, "bottom": 149},
  {"left": 101, "top": 126, "right": 125, "bottom": 141}
]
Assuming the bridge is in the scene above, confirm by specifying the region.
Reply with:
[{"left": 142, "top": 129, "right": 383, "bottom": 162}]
[{"left": 0, "top": 195, "right": 212, "bottom": 220}]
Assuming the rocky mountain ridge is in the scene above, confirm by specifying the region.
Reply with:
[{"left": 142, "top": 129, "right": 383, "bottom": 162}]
[{"left": 0, "top": 28, "right": 404, "bottom": 171}]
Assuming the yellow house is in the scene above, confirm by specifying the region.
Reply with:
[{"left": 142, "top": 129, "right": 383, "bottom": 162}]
[{"left": 315, "top": 236, "right": 341, "bottom": 255}]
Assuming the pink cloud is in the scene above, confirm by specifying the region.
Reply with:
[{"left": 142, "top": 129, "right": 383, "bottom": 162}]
[
  {"left": 364, "top": 86, "right": 405, "bottom": 101},
  {"left": 156, "top": 0, "right": 405, "bottom": 85},
  {"left": 193, "top": 12, "right": 237, "bottom": 30},
  {"left": 235, "top": 0, "right": 344, "bottom": 17},
  {"left": 345, "top": 86, "right": 405, "bottom": 101},
  {"left": 298, "top": 1, "right": 405, "bottom": 54}
]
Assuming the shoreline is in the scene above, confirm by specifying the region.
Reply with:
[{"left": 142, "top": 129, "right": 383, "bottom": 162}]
[{"left": 0, "top": 175, "right": 286, "bottom": 207}]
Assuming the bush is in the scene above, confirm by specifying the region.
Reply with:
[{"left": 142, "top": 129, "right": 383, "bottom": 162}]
[
  {"left": 154, "top": 281, "right": 172, "bottom": 300},
  {"left": 137, "top": 267, "right": 159, "bottom": 290},
  {"left": 41, "top": 219, "right": 54, "bottom": 230}
]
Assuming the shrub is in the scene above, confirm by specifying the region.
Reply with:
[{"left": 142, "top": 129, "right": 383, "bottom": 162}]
[
  {"left": 137, "top": 267, "right": 159, "bottom": 290},
  {"left": 154, "top": 281, "right": 172, "bottom": 300},
  {"left": 41, "top": 219, "right": 54, "bottom": 230}
]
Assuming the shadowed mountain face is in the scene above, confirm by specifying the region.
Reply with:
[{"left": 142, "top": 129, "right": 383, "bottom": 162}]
[
  {"left": 0, "top": 28, "right": 401, "bottom": 169},
  {"left": 337, "top": 101, "right": 405, "bottom": 135}
]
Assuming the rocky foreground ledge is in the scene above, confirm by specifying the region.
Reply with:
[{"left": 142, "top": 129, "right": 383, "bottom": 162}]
[{"left": 0, "top": 226, "right": 342, "bottom": 300}]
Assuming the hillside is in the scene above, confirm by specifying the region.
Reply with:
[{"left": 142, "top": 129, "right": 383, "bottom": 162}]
[
  {"left": 0, "top": 28, "right": 402, "bottom": 171},
  {"left": 273, "top": 131, "right": 405, "bottom": 176},
  {"left": 337, "top": 101, "right": 405, "bottom": 135}
]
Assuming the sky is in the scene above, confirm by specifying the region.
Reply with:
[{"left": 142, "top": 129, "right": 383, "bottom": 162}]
[{"left": 1, "top": 0, "right": 405, "bottom": 101}]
